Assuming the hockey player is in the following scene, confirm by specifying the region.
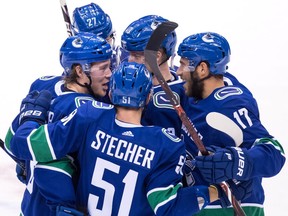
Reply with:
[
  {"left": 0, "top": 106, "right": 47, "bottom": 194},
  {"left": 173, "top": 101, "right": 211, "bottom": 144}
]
[
  {"left": 5, "top": 32, "right": 112, "bottom": 215},
  {"left": 8, "top": 61, "right": 232, "bottom": 215},
  {"left": 176, "top": 32, "right": 286, "bottom": 215},
  {"left": 72, "top": 2, "right": 122, "bottom": 72},
  {"left": 28, "top": 3, "right": 119, "bottom": 100},
  {"left": 121, "top": 15, "right": 187, "bottom": 138},
  {"left": 12, "top": 1, "right": 117, "bottom": 189}
]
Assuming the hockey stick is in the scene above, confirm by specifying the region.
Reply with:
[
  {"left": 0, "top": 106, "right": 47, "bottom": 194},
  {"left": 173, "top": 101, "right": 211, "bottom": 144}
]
[
  {"left": 0, "top": 138, "right": 26, "bottom": 171},
  {"left": 59, "top": 0, "right": 73, "bottom": 36},
  {"left": 144, "top": 21, "right": 246, "bottom": 216}
]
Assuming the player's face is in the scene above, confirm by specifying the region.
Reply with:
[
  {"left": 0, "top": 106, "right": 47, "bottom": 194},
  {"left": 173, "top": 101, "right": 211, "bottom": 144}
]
[
  {"left": 177, "top": 57, "right": 204, "bottom": 100},
  {"left": 177, "top": 57, "right": 192, "bottom": 94},
  {"left": 89, "top": 60, "right": 112, "bottom": 97},
  {"left": 128, "top": 51, "right": 145, "bottom": 64}
]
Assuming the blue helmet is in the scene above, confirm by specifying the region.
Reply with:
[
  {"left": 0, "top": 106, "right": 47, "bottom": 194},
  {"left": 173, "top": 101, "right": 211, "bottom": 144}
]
[
  {"left": 72, "top": 3, "right": 114, "bottom": 39},
  {"left": 121, "top": 15, "right": 177, "bottom": 58},
  {"left": 177, "top": 32, "right": 231, "bottom": 75},
  {"left": 110, "top": 62, "right": 153, "bottom": 108},
  {"left": 60, "top": 32, "right": 112, "bottom": 74}
]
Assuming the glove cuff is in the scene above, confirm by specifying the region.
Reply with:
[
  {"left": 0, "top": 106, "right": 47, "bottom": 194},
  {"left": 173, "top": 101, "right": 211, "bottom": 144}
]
[{"left": 230, "top": 147, "right": 253, "bottom": 181}]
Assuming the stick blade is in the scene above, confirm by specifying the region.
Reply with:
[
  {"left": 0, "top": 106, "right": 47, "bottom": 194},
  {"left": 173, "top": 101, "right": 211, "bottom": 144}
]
[
  {"left": 144, "top": 21, "right": 178, "bottom": 73},
  {"left": 145, "top": 21, "right": 178, "bottom": 51}
]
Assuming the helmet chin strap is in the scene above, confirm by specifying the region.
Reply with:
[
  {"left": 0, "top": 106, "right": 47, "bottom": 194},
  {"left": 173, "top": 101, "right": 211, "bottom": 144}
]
[
  {"left": 75, "top": 75, "right": 98, "bottom": 99},
  {"left": 159, "top": 56, "right": 169, "bottom": 67}
]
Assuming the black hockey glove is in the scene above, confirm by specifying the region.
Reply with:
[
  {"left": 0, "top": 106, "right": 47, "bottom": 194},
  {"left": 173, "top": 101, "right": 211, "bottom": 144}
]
[
  {"left": 193, "top": 146, "right": 253, "bottom": 183},
  {"left": 19, "top": 90, "right": 52, "bottom": 125}
]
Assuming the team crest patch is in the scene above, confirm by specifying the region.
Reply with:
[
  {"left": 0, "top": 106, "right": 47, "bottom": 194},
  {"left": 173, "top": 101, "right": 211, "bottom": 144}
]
[
  {"left": 162, "top": 128, "right": 181, "bottom": 142},
  {"left": 39, "top": 76, "right": 58, "bottom": 81},
  {"left": 214, "top": 86, "right": 243, "bottom": 100},
  {"left": 92, "top": 101, "right": 114, "bottom": 109},
  {"left": 153, "top": 91, "right": 179, "bottom": 109},
  {"left": 74, "top": 96, "right": 95, "bottom": 108}
]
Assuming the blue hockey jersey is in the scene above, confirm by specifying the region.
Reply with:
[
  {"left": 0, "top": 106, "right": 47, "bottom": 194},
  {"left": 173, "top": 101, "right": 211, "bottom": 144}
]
[
  {"left": 29, "top": 75, "right": 65, "bottom": 99},
  {"left": 33, "top": 92, "right": 97, "bottom": 214},
  {"left": 181, "top": 76, "right": 285, "bottom": 215},
  {"left": 10, "top": 101, "right": 210, "bottom": 216},
  {"left": 140, "top": 71, "right": 238, "bottom": 139},
  {"left": 5, "top": 75, "right": 65, "bottom": 215},
  {"left": 141, "top": 70, "right": 187, "bottom": 138},
  {"left": 5, "top": 91, "right": 97, "bottom": 215}
]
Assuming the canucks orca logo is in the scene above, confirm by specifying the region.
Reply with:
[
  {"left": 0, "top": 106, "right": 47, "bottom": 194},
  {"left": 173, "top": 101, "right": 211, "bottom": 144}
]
[
  {"left": 162, "top": 128, "right": 181, "bottom": 142},
  {"left": 92, "top": 101, "right": 114, "bottom": 109},
  {"left": 72, "top": 37, "right": 83, "bottom": 48},
  {"left": 39, "top": 75, "right": 58, "bottom": 81},
  {"left": 214, "top": 86, "right": 243, "bottom": 100},
  {"left": 153, "top": 91, "right": 180, "bottom": 109},
  {"left": 74, "top": 96, "right": 95, "bottom": 107}
]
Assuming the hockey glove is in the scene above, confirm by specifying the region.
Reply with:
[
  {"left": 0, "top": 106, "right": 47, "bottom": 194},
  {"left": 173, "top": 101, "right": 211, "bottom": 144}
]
[
  {"left": 15, "top": 163, "right": 26, "bottom": 184},
  {"left": 226, "top": 179, "right": 253, "bottom": 201},
  {"left": 193, "top": 146, "right": 253, "bottom": 183},
  {"left": 19, "top": 90, "right": 52, "bottom": 125},
  {"left": 183, "top": 159, "right": 196, "bottom": 186}
]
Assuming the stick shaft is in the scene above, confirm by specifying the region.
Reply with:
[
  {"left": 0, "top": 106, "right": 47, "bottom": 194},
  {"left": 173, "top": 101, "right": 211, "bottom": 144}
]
[
  {"left": 59, "top": 0, "right": 73, "bottom": 36},
  {"left": 144, "top": 21, "right": 246, "bottom": 216},
  {"left": 0, "top": 138, "right": 26, "bottom": 171}
]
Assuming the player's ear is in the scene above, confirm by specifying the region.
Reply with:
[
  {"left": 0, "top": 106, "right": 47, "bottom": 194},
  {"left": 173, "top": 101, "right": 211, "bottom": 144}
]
[
  {"left": 156, "top": 50, "right": 163, "bottom": 63},
  {"left": 73, "top": 65, "right": 88, "bottom": 82},
  {"left": 75, "top": 65, "right": 83, "bottom": 76},
  {"left": 198, "top": 62, "right": 209, "bottom": 77}
]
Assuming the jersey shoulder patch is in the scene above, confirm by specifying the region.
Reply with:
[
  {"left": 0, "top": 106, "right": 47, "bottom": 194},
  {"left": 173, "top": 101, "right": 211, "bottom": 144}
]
[
  {"left": 92, "top": 101, "right": 114, "bottom": 109},
  {"left": 38, "top": 75, "right": 60, "bottom": 81},
  {"left": 214, "top": 86, "right": 243, "bottom": 100},
  {"left": 74, "top": 96, "right": 95, "bottom": 108},
  {"left": 153, "top": 91, "right": 180, "bottom": 109}
]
